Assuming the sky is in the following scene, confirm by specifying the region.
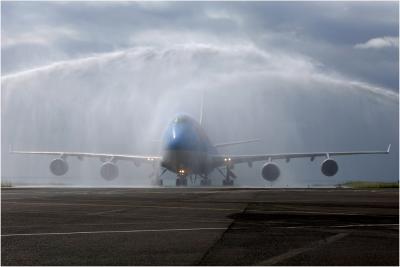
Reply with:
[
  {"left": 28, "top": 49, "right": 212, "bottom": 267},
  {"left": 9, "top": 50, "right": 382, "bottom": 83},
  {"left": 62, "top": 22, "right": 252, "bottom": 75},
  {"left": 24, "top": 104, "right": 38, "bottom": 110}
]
[{"left": 1, "top": 1, "right": 399, "bottom": 186}]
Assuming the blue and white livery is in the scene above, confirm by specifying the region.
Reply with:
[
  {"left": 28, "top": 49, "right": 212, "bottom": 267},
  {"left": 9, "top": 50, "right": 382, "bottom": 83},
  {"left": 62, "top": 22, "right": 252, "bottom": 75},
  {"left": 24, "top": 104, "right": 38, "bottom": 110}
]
[{"left": 12, "top": 110, "right": 390, "bottom": 186}]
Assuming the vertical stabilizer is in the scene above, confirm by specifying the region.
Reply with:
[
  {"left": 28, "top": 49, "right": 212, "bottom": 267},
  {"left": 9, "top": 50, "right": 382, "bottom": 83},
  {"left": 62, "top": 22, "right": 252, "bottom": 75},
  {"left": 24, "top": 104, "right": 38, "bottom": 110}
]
[{"left": 199, "top": 91, "right": 204, "bottom": 126}]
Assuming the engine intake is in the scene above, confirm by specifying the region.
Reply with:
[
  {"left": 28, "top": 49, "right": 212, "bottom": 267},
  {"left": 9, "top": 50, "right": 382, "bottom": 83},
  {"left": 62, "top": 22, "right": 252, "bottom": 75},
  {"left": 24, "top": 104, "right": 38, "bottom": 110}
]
[
  {"left": 321, "top": 159, "right": 338, "bottom": 176},
  {"left": 262, "top": 162, "right": 280, "bottom": 182},
  {"left": 50, "top": 158, "right": 68, "bottom": 176},
  {"left": 101, "top": 162, "right": 119, "bottom": 180}
]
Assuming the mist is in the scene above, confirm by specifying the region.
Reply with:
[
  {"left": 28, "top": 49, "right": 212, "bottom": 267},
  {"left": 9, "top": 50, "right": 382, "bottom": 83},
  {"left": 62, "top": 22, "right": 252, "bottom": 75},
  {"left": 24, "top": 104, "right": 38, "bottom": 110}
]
[{"left": 1, "top": 2, "right": 398, "bottom": 187}]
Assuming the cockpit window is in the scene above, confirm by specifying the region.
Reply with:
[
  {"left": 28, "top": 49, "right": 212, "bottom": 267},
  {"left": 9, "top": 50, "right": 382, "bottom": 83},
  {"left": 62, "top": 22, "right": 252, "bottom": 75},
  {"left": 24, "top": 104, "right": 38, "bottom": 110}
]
[{"left": 174, "top": 115, "right": 190, "bottom": 124}]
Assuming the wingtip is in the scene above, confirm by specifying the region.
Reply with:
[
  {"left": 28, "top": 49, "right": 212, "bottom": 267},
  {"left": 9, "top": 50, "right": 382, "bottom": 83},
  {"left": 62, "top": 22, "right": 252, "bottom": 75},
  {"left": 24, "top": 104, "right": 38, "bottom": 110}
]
[{"left": 387, "top": 144, "right": 391, "bottom": 153}]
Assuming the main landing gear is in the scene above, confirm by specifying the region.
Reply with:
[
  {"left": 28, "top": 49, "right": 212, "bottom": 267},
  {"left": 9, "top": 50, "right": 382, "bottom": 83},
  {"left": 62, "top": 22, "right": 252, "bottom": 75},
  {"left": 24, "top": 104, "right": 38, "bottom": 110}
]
[
  {"left": 153, "top": 179, "right": 163, "bottom": 186},
  {"left": 150, "top": 168, "right": 167, "bottom": 187},
  {"left": 217, "top": 166, "right": 236, "bottom": 186},
  {"left": 222, "top": 178, "right": 234, "bottom": 186},
  {"left": 200, "top": 177, "right": 211, "bottom": 186}
]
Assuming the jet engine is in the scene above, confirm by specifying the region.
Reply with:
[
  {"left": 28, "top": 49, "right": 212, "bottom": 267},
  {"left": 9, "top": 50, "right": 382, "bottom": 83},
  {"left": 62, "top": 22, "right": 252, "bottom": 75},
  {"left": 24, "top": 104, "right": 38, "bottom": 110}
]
[
  {"left": 50, "top": 158, "right": 69, "bottom": 176},
  {"left": 262, "top": 162, "right": 280, "bottom": 182},
  {"left": 100, "top": 162, "right": 119, "bottom": 180},
  {"left": 321, "top": 159, "right": 338, "bottom": 176}
]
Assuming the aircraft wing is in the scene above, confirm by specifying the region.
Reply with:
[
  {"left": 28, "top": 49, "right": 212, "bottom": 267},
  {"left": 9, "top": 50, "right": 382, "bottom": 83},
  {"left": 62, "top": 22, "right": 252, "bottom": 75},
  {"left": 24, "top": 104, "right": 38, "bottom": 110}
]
[
  {"left": 212, "top": 144, "right": 391, "bottom": 167},
  {"left": 214, "top": 139, "right": 261, "bottom": 148},
  {"left": 10, "top": 149, "right": 162, "bottom": 163}
]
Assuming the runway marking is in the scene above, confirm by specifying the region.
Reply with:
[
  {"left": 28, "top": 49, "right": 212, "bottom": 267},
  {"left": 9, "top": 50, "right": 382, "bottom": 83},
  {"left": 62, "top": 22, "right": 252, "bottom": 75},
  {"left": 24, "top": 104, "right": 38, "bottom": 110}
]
[
  {"left": 256, "top": 232, "right": 349, "bottom": 266},
  {"left": 331, "top": 223, "right": 399, "bottom": 228},
  {"left": 1, "top": 227, "right": 230, "bottom": 237},
  {"left": 4, "top": 219, "right": 232, "bottom": 229},
  {"left": 87, "top": 209, "right": 126, "bottom": 215},
  {"left": 269, "top": 204, "right": 370, "bottom": 214},
  {"left": 274, "top": 223, "right": 399, "bottom": 229},
  {"left": 247, "top": 209, "right": 364, "bottom": 216},
  {"left": 5, "top": 201, "right": 242, "bottom": 212}
]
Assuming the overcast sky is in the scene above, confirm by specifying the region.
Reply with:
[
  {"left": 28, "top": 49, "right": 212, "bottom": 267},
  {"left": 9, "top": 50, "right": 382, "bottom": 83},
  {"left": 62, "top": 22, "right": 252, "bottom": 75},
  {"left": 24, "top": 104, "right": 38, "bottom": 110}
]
[
  {"left": 1, "top": 2, "right": 399, "bottom": 186},
  {"left": 3, "top": 2, "right": 398, "bottom": 89}
]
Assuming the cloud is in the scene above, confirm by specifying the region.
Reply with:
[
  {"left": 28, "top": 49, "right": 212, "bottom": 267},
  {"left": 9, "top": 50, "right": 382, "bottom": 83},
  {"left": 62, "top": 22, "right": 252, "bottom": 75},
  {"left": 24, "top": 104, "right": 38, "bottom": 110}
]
[
  {"left": 3, "top": 26, "right": 80, "bottom": 48},
  {"left": 2, "top": 2, "right": 398, "bottom": 89},
  {"left": 354, "top": 36, "right": 399, "bottom": 49}
]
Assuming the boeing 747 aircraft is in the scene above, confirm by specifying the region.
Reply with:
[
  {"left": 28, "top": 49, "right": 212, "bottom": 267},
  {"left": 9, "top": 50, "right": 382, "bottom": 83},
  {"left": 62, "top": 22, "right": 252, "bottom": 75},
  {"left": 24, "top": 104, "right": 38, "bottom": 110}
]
[{"left": 11, "top": 109, "right": 391, "bottom": 186}]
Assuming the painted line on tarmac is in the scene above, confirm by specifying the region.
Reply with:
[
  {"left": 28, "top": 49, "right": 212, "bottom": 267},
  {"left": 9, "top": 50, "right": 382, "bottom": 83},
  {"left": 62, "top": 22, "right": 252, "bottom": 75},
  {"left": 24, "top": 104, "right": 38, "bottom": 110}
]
[
  {"left": 275, "top": 223, "right": 399, "bottom": 229},
  {"left": 4, "top": 219, "right": 232, "bottom": 229},
  {"left": 256, "top": 232, "right": 349, "bottom": 266},
  {"left": 247, "top": 209, "right": 363, "bottom": 216},
  {"left": 332, "top": 223, "right": 399, "bottom": 228},
  {"left": 2, "top": 227, "right": 230, "bottom": 237},
  {"left": 87, "top": 209, "right": 126, "bottom": 215},
  {"left": 5, "top": 201, "right": 242, "bottom": 212}
]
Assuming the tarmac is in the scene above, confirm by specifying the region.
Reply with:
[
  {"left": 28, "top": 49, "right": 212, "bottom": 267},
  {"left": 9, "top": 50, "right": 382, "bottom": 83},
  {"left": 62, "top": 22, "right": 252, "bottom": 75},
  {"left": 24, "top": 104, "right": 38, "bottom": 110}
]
[{"left": 1, "top": 187, "right": 399, "bottom": 265}]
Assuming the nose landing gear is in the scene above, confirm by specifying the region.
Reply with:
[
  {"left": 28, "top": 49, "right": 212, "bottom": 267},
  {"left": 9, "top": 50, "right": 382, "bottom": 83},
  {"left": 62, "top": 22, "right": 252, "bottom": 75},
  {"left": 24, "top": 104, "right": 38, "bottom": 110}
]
[
  {"left": 176, "top": 168, "right": 188, "bottom": 186},
  {"left": 176, "top": 176, "right": 188, "bottom": 186}
]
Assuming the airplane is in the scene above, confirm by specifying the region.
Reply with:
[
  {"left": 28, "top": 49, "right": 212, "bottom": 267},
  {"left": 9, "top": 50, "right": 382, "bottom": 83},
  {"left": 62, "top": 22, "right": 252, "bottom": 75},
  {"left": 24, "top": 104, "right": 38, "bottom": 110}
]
[{"left": 11, "top": 98, "right": 391, "bottom": 186}]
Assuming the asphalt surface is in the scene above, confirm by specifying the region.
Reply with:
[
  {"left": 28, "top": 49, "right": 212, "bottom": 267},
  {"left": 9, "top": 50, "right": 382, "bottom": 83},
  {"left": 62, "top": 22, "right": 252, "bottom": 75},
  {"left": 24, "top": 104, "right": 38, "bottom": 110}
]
[{"left": 1, "top": 187, "right": 399, "bottom": 266}]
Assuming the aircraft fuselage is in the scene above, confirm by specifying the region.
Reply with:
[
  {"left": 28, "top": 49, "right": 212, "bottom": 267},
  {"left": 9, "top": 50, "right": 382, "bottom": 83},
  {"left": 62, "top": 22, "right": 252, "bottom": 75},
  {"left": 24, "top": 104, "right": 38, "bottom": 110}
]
[{"left": 161, "top": 114, "right": 217, "bottom": 176}]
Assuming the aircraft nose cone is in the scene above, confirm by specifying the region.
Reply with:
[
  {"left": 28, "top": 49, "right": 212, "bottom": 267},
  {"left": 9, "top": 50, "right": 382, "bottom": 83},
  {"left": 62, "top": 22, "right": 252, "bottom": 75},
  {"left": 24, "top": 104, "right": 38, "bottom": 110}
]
[
  {"left": 167, "top": 131, "right": 193, "bottom": 150},
  {"left": 165, "top": 123, "right": 199, "bottom": 151}
]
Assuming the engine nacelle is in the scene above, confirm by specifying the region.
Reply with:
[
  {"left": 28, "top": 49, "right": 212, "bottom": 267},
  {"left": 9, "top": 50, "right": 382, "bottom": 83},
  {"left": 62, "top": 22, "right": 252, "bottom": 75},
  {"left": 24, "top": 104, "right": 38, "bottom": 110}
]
[
  {"left": 321, "top": 159, "right": 338, "bottom": 176},
  {"left": 262, "top": 162, "right": 280, "bottom": 182},
  {"left": 100, "top": 162, "right": 119, "bottom": 180},
  {"left": 50, "top": 158, "right": 68, "bottom": 176}
]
